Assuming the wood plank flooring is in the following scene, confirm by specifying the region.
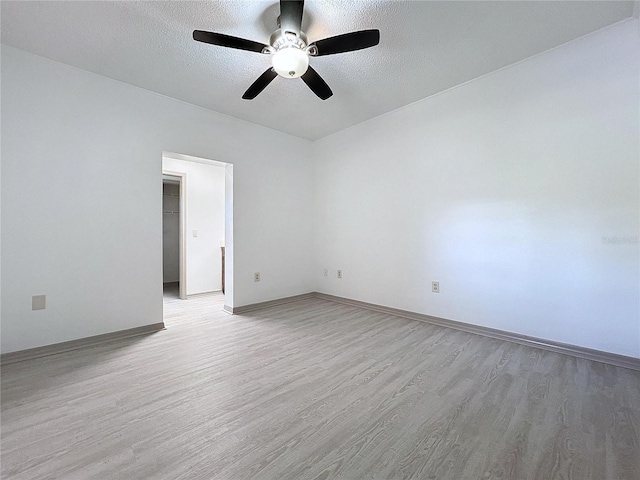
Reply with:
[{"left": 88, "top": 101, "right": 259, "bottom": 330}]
[{"left": 1, "top": 288, "right": 639, "bottom": 479}]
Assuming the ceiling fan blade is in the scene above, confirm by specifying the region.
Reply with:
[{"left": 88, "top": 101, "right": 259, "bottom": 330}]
[
  {"left": 301, "top": 66, "right": 332, "bottom": 100},
  {"left": 310, "top": 29, "right": 380, "bottom": 56},
  {"left": 279, "top": 0, "right": 304, "bottom": 35},
  {"left": 242, "top": 68, "right": 278, "bottom": 99},
  {"left": 193, "top": 30, "right": 269, "bottom": 53}
]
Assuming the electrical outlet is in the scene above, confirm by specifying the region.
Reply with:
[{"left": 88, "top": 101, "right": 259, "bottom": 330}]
[
  {"left": 324, "top": 269, "right": 328, "bottom": 277},
  {"left": 254, "top": 272, "right": 260, "bottom": 282},
  {"left": 193, "top": 230, "right": 198, "bottom": 237},
  {"left": 32, "top": 295, "right": 46, "bottom": 310},
  {"left": 432, "top": 281, "right": 440, "bottom": 293},
  {"left": 337, "top": 269, "right": 343, "bottom": 279}
]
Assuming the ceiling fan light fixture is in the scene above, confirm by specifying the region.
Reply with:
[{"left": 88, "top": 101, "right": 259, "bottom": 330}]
[
  {"left": 193, "top": 1, "right": 379, "bottom": 99},
  {"left": 272, "top": 47, "right": 309, "bottom": 78}
]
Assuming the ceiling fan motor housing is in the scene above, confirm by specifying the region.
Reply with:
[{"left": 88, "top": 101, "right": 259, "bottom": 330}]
[{"left": 269, "top": 30, "right": 310, "bottom": 78}]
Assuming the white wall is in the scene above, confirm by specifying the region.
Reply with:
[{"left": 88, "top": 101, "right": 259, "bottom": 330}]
[
  {"left": 313, "top": 20, "right": 640, "bottom": 358},
  {"left": 1, "top": 45, "right": 314, "bottom": 353},
  {"left": 2, "top": 20, "right": 638, "bottom": 359},
  {"left": 162, "top": 156, "right": 226, "bottom": 295}
]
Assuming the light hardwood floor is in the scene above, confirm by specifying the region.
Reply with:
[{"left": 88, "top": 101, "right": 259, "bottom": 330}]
[{"left": 1, "top": 288, "right": 639, "bottom": 479}]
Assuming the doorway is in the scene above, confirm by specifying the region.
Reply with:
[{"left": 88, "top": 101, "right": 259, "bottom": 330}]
[
  {"left": 162, "top": 173, "right": 186, "bottom": 299},
  {"left": 162, "top": 152, "right": 232, "bottom": 310}
]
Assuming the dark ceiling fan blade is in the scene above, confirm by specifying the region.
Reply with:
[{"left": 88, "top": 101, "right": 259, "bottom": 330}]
[
  {"left": 301, "top": 66, "right": 332, "bottom": 100},
  {"left": 309, "top": 29, "right": 380, "bottom": 56},
  {"left": 279, "top": 0, "right": 304, "bottom": 35},
  {"left": 193, "top": 30, "right": 269, "bottom": 53},
  {"left": 242, "top": 68, "right": 278, "bottom": 99}
]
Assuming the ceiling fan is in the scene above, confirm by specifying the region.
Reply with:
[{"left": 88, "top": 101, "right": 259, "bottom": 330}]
[{"left": 193, "top": 0, "right": 380, "bottom": 100}]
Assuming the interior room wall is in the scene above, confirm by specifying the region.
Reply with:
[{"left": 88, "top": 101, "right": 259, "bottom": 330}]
[
  {"left": 2, "top": 20, "right": 637, "bottom": 360},
  {"left": 162, "top": 182, "right": 180, "bottom": 284},
  {"left": 162, "top": 157, "right": 226, "bottom": 295},
  {"left": 312, "top": 20, "right": 640, "bottom": 358},
  {"left": 1, "top": 45, "right": 314, "bottom": 354}
]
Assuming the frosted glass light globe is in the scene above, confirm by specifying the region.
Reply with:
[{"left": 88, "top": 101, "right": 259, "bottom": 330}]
[{"left": 272, "top": 47, "right": 309, "bottom": 78}]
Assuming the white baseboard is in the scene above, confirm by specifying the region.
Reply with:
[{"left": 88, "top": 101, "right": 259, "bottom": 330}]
[
  {"left": 227, "top": 291, "right": 640, "bottom": 371},
  {"left": 314, "top": 293, "right": 640, "bottom": 372},
  {"left": 224, "top": 293, "right": 316, "bottom": 315},
  {"left": 1, "top": 323, "right": 166, "bottom": 365},
  {"left": 6, "top": 292, "right": 637, "bottom": 372}
]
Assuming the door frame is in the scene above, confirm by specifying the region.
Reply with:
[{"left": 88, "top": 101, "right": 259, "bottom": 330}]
[{"left": 162, "top": 170, "right": 187, "bottom": 300}]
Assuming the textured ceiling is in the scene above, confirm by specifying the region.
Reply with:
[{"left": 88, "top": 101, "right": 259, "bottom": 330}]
[{"left": 1, "top": 1, "right": 635, "bottom": 140}]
